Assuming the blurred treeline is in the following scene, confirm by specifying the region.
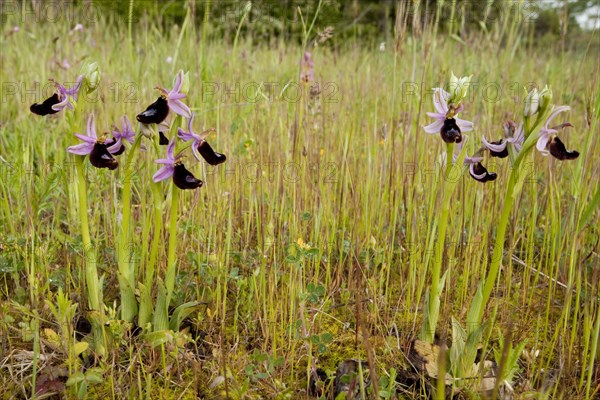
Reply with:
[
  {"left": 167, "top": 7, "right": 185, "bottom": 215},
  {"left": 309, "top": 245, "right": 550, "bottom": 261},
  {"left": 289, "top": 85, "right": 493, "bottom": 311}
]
[{"left": 4, "top": 0, "right": 599, "bottom": 49}]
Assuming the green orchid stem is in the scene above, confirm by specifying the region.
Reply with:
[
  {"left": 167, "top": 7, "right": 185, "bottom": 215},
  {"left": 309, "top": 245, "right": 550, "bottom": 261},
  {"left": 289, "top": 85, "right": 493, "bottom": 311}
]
[
  {"left": 152, "top": 184, "right": 179, "bottom": 332},
  {"left": 484, "top": 179, "right": 515, "bottom": 310},
  {"left": 116, "top": 136, "right": 142, "bottom": 322},
  {"left": 164, "top": 186, "right": 180, "bottom": 306},
  {"left": 139, "top": 128, "right": 165, "bottom": 328},
  {"left": 138, "top": 180, "right": 163, "bottom": 328},
  {"left": 421, "top": 142, "right": 462, "bottom": 343},
  {"left": 475, "top": 159, "right": 520, "bottom": 324},
  {"left": 422, "top": 191, "right": 451, "bottom": 342},
  {"left": 75, "top": 158, "right": 99, "bottom": 310},
  {"left": 148, "top": 122, "right": 180, "bottom": 333},
  {"left": 75, "top": 156, "right": 105, "bottom": 355},
  {"left": 471, "top": 110, "right": 547, "bottom": 326}
]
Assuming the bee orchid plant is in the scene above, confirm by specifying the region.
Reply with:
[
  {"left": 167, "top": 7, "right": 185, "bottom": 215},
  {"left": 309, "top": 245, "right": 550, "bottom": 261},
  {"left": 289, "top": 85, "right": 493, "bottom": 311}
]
[
  {"left": 30, "top": 67, "right": 227, "bottom": 351},
  {"left": 419, "top": 74, "right": 579, "bottom": 391}
]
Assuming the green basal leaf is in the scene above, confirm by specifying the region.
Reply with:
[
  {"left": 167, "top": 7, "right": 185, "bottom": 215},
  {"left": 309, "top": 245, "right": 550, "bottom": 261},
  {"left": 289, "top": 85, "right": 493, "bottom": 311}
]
[
  {"left": 169, "top": 301, "right": 201, "bottom": 332},
  {"left": 467, "top": 284, "right": 483, "bottom": 335},
  {"left": 144, "top": 330, "right": 175, "bottom": 347}
]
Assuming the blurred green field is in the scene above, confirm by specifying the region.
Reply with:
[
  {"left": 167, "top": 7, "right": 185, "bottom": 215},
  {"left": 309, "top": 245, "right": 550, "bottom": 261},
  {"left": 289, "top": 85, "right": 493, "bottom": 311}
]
[{"left": 0, "top": 1, "right": 599, "bottom": 399}]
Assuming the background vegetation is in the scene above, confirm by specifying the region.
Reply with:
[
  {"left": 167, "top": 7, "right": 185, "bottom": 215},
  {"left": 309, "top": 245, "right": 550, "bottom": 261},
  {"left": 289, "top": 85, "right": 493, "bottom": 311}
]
[{"left": 0, "top": 0, "right": 598, "bottom": 399}]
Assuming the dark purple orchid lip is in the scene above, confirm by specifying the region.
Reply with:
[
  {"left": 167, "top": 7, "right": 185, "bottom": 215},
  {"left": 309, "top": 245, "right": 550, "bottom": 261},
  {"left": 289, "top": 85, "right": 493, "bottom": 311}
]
[
  {"left": 89, "top": 142, "right": 119, "bottom": 170},
  {"left": 136, "top": 96, "right": 170, "bottom": 124},
  {"left": 488, "top": 139, "right": 509, "bottom": 158},
  {"left": 159, "top": 131, "right": 169, "bottom": 145},
  {"left": 176, "top": 112, "right": 227, "bottom": 165},
  {"left": 173, "top": 163, "right": 203, "bottom": 190},
  {"left": 440, "top": 118, "right": 462, "bottom": 144},
  {"left": 30, "top": 93, "right": 61, "bottom": 116},
  {"left": 548, "top": 136, "right": 579, "bottom": 160},
  {"left": 105, "top": 138, "right": 126, "bottom": 156},
  {"left": 197, "top": 141, "right": 227, "bottom": 165},
  {"left": 470, "top": 162, "right": 497, "bottom": 183}
]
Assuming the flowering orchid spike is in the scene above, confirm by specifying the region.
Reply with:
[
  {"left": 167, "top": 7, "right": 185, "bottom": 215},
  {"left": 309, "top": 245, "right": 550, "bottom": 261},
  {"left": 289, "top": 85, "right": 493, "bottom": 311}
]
[
  {"left": 177, "top": 112, "right": 227, "bottom": 165},
  {"left": 424, "top": 88, "right": 473, "bottom": 143},
  {"left": 30, "top": 76, "right": 83, "bottom": 115},
  {"left": 536, "top": 106, "right": 579, "bottom": 160},
  {"left": 67, "top": 114, "right": 118, "bottom": 170}
]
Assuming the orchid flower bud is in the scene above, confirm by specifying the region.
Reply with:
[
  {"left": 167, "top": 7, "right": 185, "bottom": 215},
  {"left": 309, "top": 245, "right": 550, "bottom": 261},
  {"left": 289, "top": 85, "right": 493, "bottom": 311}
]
[
  {"left": 243, "top": 1, "right": 252, "bottom": 15},
  {"left": 523, "top": 87, "right": 540, "bottom": 117},
  {"left": 538, "top": 85, "right": 552, "bottom": 116},
  {"left": 82, "top": 62, "right": 100, "bottom": 94},
  {"left": 448, "top": 72, "right": 472, "bottom": 106}
]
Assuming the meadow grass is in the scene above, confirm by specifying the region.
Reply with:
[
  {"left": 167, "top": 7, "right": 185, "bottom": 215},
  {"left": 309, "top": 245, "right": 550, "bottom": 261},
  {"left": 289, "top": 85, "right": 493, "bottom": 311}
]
[{"left": 0, "top": 2, "right": 599, "bottom": 399}]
